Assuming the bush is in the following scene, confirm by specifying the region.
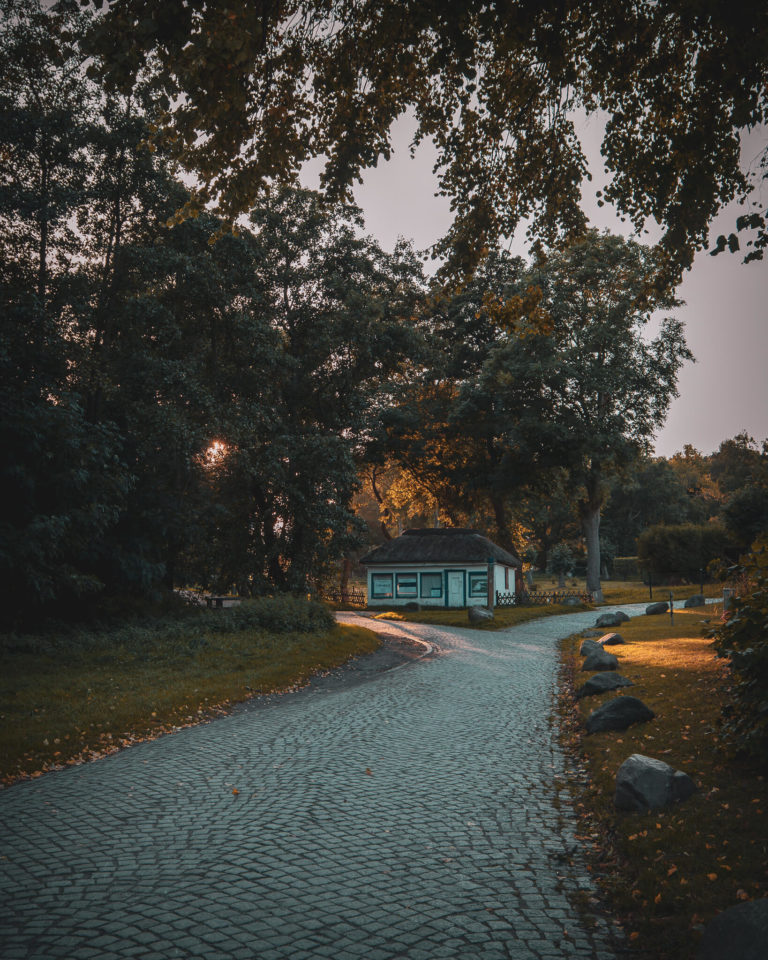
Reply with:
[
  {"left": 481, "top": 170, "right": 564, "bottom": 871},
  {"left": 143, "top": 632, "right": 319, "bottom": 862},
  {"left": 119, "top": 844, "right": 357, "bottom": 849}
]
[
  {"left": 215, "top": 596, "right": 335, "bottom": 635},
  {"left": 613, "top": 556, "right": 641, "bottom": 580},
  {"left": 0, "top": 594, "right": 335, "bottom": 658},
  {"left": 637, "top": 522, "right": 732, "bottom": 582},
  {"left": 711, "top": 538, "right": 768, "bottom": 763}
]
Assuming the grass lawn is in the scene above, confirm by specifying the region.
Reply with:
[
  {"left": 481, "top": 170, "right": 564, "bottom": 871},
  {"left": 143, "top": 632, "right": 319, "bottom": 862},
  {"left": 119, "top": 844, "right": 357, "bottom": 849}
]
[
  {"left": 599, "top": 580, "right": 727, "bottom": 606},
  {"left": 558, "top": 606, "right": 768, "bottom": 959},
  {"left": 364, "top": 602, "right": 593, "bottom": 630},
  {"left": 0, "top": 621, "right": 379, "bottom": 787}
]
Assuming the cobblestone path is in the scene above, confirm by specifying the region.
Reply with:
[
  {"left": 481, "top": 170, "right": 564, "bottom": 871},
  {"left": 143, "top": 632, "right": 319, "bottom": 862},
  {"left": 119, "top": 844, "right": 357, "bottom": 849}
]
[{"left": 0, "top": 608, "right": 639, "bottom": 960}]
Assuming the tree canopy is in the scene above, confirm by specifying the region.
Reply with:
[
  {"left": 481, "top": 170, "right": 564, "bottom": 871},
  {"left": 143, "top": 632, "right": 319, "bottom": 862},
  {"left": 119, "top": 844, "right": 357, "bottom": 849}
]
[
  {"left": 86, "top": 0, "right": 768, "bottom": 278},
  {"left": 0, "top": 0, "right": 424, "bottom": 623}
]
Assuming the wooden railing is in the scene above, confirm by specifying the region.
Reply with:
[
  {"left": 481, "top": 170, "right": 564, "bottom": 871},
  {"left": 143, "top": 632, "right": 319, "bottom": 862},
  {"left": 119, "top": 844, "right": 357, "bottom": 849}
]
[{"left": 496, "top": 589, "right": 591, "bottom": 607}]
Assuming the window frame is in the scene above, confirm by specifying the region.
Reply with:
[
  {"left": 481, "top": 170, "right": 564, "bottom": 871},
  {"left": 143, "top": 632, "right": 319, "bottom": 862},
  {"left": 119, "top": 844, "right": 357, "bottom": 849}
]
[
  {"left": 371, "top": 573, "right": 394, "bottom": 599},
  {"left": 468, "top": 571, "right": 488, "bottom": 598},
  {"left": 419, "top": 572, "right": 443, "bottom": 599},
  {"left": 395, "top": 572, "right": 418, "bottom": 598}
]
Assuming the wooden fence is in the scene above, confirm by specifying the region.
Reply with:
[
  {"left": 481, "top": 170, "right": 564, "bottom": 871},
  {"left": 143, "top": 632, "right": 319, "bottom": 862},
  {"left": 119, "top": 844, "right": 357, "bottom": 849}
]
[
  {"left": 320, "top": 589, "right": 368, "bottom": 607},
  {"left": 495, "top": 589, "right": 592, "bottom": 607}
]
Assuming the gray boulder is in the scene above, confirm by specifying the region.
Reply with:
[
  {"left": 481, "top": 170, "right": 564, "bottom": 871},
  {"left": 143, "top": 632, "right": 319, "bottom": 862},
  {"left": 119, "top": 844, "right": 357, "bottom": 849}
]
[
  {"left": 585, "top": 696, "right": 654, "bottom": 733},
  {"left": 468, "top": 605, "right": 494, "bottom": 624},
  {"left": 614, "top": 610, "right": 630, "bottom": 622},
  {"left": 580, "top": 638, "right": 601, "bottom": 656},
  {"left": 581, "top": 629, "right": 604, "bottom": 638},
  {"left": 614, "top": 753, "right": 696, "bottom": 812},
  {"left": 599, "top": 632, "right": 625, "bottom": 645},
  {"left": 595, "top": 612, "right": 624, "bottom": 628},
  {"left": 576, "top": 672, "right": 634, "bottom": 699},
  {"left": 697, "top": 899, "right": 768, "bottom": 960},
  {"left": 646, "top": 601, "right": 669, "bottom": 615},
  {"left": 581, "top": 648, "right": 619, "bottom": 672},
  {"left": 684, "top": 594, "right": 706, "bottom": 608}
]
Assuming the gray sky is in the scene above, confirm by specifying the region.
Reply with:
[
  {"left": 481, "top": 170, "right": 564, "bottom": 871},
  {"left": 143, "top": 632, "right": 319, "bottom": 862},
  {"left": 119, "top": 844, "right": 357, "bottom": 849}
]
[{"left": 307, "top": 112, "right": 768, "bottom": 459}]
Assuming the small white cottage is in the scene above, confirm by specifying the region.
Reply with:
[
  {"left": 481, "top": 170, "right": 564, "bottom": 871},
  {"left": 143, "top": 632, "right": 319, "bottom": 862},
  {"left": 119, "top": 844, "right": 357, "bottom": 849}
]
[{"left": 360, "top": 528, "right": 521, "bottom": 609}]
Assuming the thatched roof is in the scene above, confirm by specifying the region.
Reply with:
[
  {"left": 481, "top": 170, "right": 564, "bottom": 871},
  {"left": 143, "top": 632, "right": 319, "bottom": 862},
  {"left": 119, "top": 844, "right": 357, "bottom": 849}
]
[{"left": 360, "top": 528, "right": 521, "bottom": 567}]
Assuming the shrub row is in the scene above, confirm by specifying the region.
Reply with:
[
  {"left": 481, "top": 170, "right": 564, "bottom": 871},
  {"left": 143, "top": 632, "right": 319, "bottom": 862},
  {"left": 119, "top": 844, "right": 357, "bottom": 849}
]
[
  {"left": 1, "top": 595, "right": 335, "bottom": 658},
  {"left": 711, "top": 537, "right": 768, "bottom": 763}
]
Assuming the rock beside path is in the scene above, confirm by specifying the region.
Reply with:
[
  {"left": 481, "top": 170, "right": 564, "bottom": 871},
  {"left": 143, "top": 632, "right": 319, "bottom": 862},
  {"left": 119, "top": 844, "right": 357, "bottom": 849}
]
[
  {"left": 468, "top": 605, "right": 494, "bottom": 624},
  {"left": 576, "top": 672, "right": 634, "bottom": 699},
  {"left": 595, "top": 612, "right": 626, "bottom": 628},
  {"left": 614, "top": 753, "right": 696, "bottom": 812},
  {"left": 582, "top": 648, "right": 619, "bottom": 671},
  {"left": 599, "top": 632, "right": 625, "bottom": 645},
  {"left": 580, "top": 638, "right": 601, "bottom": 656},
  {"left": 646, "top": 601, "right": 669, "bottom": 615},
  {"left": 684, "top": 594, "right": 706, "bottom": 608},
  {"left": 585, "top": 696, "right": 654, "bottom": 733},
  {"left": 697, "top": 899, "right": 768, "bottom": 960}
]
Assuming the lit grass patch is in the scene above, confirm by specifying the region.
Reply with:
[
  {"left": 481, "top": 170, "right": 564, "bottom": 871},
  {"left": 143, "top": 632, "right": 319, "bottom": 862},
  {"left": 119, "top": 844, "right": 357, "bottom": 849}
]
[
  {"left": 559, "top": 610, "right": 768, "bottom": 959},
  {"left": 1, "top": 622, "right": 379, "bottom": 786}
]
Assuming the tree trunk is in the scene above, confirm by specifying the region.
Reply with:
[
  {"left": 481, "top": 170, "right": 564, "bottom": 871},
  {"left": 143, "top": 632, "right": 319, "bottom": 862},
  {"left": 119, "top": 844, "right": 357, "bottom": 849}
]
[
  {"left": 490, "top": 494, "right": 515, "bottom": 554},
  {"left": 580, "top": 464, "right": 604, "bottom": 601},
  {"left": 369, "top": 467, "right": 392, "bottom": 540},
  {"left": 582, "top": 506, "right": 602, "bottom": 600},
  {"left": 340, "top": 557, "right": 352, "bottom": 602}
]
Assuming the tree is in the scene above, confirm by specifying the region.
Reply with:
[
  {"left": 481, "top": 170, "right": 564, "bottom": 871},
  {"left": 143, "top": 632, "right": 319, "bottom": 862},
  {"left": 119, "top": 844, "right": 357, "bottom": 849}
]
[
  {"left": 479, "top": 231, "right": 692, "bottom": 598},
  {"left": 547, "top": 542, "right": 575, "bottom": 589},
  {"left": 186, "top": 188, "right": 424, "bottom": 594},
  {"left": 88, "top": 0, "right": 768, "bottom": 278},
  {"left": 600, "top": 457, "right": 707, "bottom": 556},
  {"left": 1, "top": 2, "right": 424, "bottom": 618},
  {"left": 0, "top": 0, "right": 135, "bottom": 619},
  {"left": 709, "top": 432, "right": 768, "bottom": 496}
]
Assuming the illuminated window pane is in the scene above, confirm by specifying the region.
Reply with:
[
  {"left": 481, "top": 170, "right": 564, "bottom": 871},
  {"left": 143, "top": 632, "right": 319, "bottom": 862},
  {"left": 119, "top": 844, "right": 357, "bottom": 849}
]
[
  {"left": 372, "top": 574, "right": 393, "bottom": 598},
  {"left": 396, "top": 574, "right": 418, "bottom": 598}
]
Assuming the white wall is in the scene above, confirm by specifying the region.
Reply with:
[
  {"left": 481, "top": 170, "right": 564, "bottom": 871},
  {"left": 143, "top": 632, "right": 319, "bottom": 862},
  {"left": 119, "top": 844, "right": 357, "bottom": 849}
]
[{"left": 367, "top": 564, "right": 516, "bottom": 608}]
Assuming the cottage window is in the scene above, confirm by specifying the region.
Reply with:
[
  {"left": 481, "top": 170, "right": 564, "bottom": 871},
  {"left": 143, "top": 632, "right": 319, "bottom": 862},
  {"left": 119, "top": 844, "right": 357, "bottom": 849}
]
[
  {"left": 396, "top": 573, "right": 418, "bottom": 598},
  {"left": 468, "top": 572, "right": 488, "bottom": 598},
  {"left": 371, "top": 574, "right": 393, "bottom": 599},
  {"left": 420, "top": 573, "right": 443, "bottom": 598}
]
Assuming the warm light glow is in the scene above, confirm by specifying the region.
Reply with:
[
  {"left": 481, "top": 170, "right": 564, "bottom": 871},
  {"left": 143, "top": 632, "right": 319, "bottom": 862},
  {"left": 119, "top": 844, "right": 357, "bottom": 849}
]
[{"left": 204, "top": 440, "right": 229, "bottom": 466}]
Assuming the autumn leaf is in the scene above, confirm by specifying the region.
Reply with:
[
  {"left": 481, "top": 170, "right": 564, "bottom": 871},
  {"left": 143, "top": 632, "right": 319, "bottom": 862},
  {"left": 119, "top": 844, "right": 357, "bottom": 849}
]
[
  {"left": 707, "top": 873, "right": 718, "bottom": 881},
  {"left": 232, "top": 788, "right": 239, "bottom": 795}
]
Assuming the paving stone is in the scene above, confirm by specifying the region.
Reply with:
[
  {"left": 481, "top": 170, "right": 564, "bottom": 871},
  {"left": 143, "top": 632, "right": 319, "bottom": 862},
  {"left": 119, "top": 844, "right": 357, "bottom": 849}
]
[{"left": 0, "top": 606, "right": 644, "bottom": 960}]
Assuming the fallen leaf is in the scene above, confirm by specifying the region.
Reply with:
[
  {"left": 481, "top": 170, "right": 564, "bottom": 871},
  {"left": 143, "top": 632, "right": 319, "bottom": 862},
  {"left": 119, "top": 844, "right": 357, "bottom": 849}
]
[
  {"left": 707, "top": 873, "right": 717, "bottom": 881},
  {"left": 232, "top": 788, "right": 239, "bottom": 796},
  {"left": 365, "top": 767, "right": 372, "bottom": 775}
]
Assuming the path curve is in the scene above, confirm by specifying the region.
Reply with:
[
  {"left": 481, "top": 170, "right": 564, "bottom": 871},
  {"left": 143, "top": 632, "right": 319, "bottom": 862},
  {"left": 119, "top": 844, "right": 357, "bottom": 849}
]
[{"left": 0, "top": 607, "right": 643, "bottom": 960}]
